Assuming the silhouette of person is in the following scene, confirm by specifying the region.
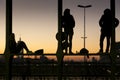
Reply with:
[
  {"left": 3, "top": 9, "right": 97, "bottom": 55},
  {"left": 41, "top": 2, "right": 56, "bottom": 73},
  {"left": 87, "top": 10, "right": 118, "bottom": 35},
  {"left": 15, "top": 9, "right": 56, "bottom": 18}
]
[
  {"left": 99, "top": 9, "right": 119, "bottom": 53},
  {"left": 62, "top": 8, "right": 75, "bottom": 54},
  {"left": 56, "top": 32, "right": 69, "bottom": 53},
  {"left": 9, "top": 33, "right": 31, "bottom": 54}
]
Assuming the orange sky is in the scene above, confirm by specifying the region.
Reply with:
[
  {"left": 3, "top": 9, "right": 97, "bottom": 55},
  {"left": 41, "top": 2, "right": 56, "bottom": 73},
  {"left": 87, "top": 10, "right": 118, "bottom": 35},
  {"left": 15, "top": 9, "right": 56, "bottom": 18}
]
[{"left": 0, "top": 0, "right": 120, "bottom": 54}]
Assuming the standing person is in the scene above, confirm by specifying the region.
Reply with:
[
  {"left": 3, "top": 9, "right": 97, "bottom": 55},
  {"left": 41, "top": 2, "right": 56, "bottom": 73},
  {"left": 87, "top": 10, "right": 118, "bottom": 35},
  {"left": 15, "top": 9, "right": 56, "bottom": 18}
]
[
  {"left": 62, "top": 8, "right": 75, "bottom": 54},
  {"left": 9, "top": 33, "right": 31, "bottom": 54},
  {"left": 99, "top": 9, "right": 119, "bottom": 53}
]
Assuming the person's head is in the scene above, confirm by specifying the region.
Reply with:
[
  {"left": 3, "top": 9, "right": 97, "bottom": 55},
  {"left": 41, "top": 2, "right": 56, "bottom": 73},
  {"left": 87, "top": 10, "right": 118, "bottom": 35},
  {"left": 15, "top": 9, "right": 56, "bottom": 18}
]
[
  {"left": 104, "top": 8, "right": 111, "bottom": 15},
  {"left": 10, "top": 33, "right": 15, "bottom": 40},
  {"left": 64, "top": 8, "right": 70, "bottom": 16}
]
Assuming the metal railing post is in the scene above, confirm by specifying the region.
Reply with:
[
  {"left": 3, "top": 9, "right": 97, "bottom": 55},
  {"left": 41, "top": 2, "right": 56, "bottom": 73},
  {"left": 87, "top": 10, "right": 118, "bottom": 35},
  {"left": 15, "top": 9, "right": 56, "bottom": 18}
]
[
  {"left": 110, "top": 0, "right": 116, "bottom": 80},
  {"left": 56, "top": 0, "right": 63, "bottom": 80},
  {"left": 4, "top": 0, "right": 13, "bottom": 80}
]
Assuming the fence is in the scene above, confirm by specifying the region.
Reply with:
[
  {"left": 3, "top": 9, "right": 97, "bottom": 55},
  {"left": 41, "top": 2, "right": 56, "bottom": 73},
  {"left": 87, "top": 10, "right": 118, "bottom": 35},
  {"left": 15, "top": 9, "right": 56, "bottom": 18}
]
[{"left": 0, "top": 53, "right": 120, "bottom": 80}]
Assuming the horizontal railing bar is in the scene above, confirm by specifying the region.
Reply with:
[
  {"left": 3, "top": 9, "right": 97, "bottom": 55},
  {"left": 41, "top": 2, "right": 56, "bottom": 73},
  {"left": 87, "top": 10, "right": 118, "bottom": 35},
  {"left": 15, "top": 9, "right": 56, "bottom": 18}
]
[{"left": 0, "top": 53, "right": 120, "bottom": 56}]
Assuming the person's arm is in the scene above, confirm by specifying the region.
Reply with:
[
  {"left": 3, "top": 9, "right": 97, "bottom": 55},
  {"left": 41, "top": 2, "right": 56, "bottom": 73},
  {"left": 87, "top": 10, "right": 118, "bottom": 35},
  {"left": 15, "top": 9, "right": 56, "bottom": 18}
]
[
  {"left": 114, "top": 18, "right": 119, "bottom": 28},
  {"left": 99, "top": 15, "right": 104, "bottom": 28},
  {"left": 71, "top": 15, "right": 75, "bottom": 28}
]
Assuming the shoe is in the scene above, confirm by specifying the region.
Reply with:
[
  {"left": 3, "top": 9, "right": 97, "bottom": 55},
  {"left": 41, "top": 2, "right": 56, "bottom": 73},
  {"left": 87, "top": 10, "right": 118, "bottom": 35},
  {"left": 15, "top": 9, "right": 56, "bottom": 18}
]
[
  {"left": 105, "top": 50, "right": 109, "bottom": 54},
  {"left": 27, "top": 51, "right": 33, "bottom": 54},
  {"left": 105, "top": 51, "right": 109, "bottom": 54},
  {"left": 97, "top": 52, "right": 103, "bottom": 54},
  {"left": 69, "top": 52, "right": 74, "bottom": 55},
  {"left": 97, "top": 50, "right": 103, "bottom": 54}
]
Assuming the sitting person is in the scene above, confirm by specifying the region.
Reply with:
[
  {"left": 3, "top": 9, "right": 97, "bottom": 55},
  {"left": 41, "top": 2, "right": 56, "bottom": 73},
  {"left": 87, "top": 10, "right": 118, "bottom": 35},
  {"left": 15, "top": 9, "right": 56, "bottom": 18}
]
[
  {"left": 9, "top": 33, "right": 31, "bottom": 54},
  {"left": 56, "top": 32, "right": 69, "bottom": 54}
]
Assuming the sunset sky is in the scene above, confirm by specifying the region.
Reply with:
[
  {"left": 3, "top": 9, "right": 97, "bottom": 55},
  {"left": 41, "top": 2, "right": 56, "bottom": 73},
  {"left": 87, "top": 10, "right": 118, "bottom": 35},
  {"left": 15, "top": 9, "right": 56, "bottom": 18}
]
[{"left": 0, "top": 0, "right": 120, "bottom": 54}]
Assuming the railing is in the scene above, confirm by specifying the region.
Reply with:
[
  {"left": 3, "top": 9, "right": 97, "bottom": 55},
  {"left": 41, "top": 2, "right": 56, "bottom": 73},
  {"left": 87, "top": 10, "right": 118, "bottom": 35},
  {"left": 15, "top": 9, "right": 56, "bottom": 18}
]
[{"left": 0, "top": 53, "right": 120, "bottom": 80}]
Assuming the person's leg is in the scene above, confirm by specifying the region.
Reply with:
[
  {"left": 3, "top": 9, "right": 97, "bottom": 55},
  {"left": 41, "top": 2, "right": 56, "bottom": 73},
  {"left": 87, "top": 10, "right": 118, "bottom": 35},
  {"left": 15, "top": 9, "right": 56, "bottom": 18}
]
[
  {"left": 69, "top": 34, "right": 73, "bottom": 54},
  {"left": 99, "top": 33, "right": 105, "bottom": 53},
  {"left": 65, "top": 34, "right": 68, "bottom": 54},
  {"left": 16, "top": 41, "right": 29, "bottom": 53},
  {"left": 106, "top": 36, "right": 111, "bottom": 53}
]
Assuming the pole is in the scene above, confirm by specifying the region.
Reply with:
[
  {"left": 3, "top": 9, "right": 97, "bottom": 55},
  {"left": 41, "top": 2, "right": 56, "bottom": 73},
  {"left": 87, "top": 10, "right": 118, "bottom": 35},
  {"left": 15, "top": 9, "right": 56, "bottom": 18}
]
[
  {"left": 110, "top": 0, "right": 116, "bottom": 80},
  {"left": 4, "top": 0, "right": 13, "bottom": 80},
  {"left": 78, "top": 5, "right": 91, "bottom": 49},
  {"left": 56, "top": 0, "right": 63, "bottom": 58},
  {"left": 56, "top": 0, "right": 63, "bottom": 80},
  {"left": 78, "top": 5, "right": 91, "bottom": 57},
  {"left": 84, "top": 8, "right": 86, "bottom": 48},
  {"left": 5, "top": 0, "right": 12, "bottom": 54},
  {"left": 110, "top": 0, "right": 115, "bottom": 52}
]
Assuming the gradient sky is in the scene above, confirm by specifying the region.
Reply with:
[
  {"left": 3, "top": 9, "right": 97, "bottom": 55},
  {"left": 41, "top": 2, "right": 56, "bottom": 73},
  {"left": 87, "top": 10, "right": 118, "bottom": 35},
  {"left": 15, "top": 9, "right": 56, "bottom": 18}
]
[{"left": 0, "top": 0, "right": 120, "bottom": 54}]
